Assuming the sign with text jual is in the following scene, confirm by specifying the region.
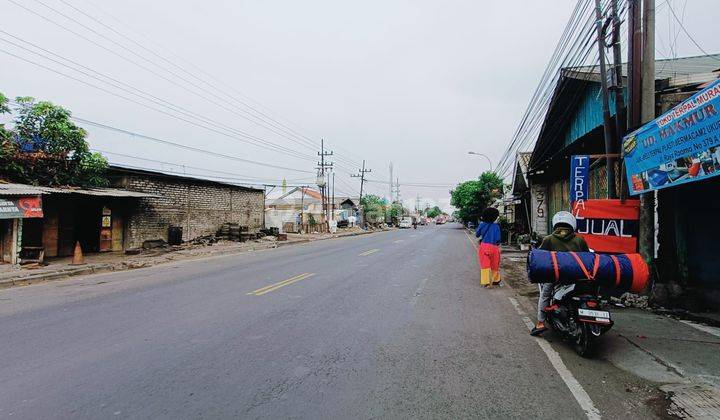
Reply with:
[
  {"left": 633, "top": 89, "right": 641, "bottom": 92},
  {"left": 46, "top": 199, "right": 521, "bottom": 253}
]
[
  {"left": 623, "top": 78, "right": 720, "bottom": 194},
  {"left": 571, "top": 199, "right": 639, "bottom": 254}
]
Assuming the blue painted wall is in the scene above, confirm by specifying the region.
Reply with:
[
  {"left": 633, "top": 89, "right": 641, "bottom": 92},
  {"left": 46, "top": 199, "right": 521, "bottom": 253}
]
[{"left": 562, "top": 83, "right": 627, "bottom": 147}]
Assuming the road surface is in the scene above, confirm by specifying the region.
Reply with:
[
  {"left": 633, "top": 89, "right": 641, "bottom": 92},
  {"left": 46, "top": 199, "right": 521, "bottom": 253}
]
[{"left": 0, "top": 225, "right": 665, "bottom": 419}]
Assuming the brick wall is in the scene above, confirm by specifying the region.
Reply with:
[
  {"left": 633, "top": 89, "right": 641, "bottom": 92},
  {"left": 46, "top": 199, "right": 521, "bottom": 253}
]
[{"left": 112, "top": 172, "right": 264, "bottom": 249}]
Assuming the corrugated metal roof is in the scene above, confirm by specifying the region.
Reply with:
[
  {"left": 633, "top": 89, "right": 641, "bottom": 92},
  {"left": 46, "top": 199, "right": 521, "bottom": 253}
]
[
  {"left": 566, "top": 54, "right": 720, "bottom": 81},
  {"left": 0, "top": 183, "right": 61, "bottom": 196},
  {"left": 68, "top": 188, "right": 158, "bottom": 198},
  {"left": 0, "top": 182, "right": 158, "bottom": 198}
]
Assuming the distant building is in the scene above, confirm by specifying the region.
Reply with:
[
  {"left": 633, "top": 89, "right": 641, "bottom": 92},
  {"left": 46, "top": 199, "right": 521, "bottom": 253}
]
[
  {"left": 108, "top": 165, "right": 265, "bottom": 249},
  {"left": 265, "top": 186, "right": 358, "bottom": 233}
]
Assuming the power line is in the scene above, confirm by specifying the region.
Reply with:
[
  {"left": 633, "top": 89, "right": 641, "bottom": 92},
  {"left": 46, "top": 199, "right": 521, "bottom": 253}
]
[
  {"left": 0, "top": 47, "right": 320, "bottom": 164},
  {"left": 496, "top": 0, "right": 620, "bottom": 177},
  {"left": 57, "top": 0, "right": 323, "bottom": 152},
  {"left": 666, "top": 0, "right": 720, "bottom": 62},
  {"left": 93, "top": 149, "right": 315, "bottom": 183},
  {"left": 0, "top": 31, "right": 315, "bottom": 162},
  {"left": 21, "top": 0, "right": 323, "bottom": 155},
  {"left": 6, "top": 0, "right": 387, "bottom": 184},
  {"left": 350, "top": 160, "right": 371, "bottom": 202},
  {"left": 65, "top": 116, "right": 316, "bottom": 173},
  {"left": 54, "top": 0, "right": 388, "bottom": 181}
]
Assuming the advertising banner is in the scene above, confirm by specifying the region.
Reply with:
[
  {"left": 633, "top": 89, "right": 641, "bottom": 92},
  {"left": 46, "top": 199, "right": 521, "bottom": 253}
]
[
  {"left": 0, "top": 196, "right": 43, "bottom": 219},
  {"left": 570, "top": 155, "right": 589, "bottom": 204},
  {"left": 623, "top": 78, "right": 720, "bottom": 194},
  {"left": 571, "top": 199, "right": 639, "bottom": 254}
]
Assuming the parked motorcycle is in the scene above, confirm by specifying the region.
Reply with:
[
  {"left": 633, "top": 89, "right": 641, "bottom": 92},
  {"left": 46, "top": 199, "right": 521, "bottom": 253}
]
[{"left": 543, "top": 280, "right": 613, "bottom": 357}]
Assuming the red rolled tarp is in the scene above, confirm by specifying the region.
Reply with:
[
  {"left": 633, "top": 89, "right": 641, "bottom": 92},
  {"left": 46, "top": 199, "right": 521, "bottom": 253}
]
[{"left": 527, "top": 249, "right": 649, "bottom": 293}]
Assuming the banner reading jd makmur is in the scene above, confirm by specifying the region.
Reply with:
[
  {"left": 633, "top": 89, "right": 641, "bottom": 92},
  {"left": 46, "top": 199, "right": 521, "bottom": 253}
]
[{"left": 623, "top": 78, "right": 720, "bottom": 194}]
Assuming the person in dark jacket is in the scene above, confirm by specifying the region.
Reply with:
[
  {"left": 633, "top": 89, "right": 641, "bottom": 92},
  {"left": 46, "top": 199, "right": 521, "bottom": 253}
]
[
  {"left": 530, "top": 211, "right": 589, "bottom": 336},
  {"left": 475, "top": 207, "right": 501, "bottom": 288}
]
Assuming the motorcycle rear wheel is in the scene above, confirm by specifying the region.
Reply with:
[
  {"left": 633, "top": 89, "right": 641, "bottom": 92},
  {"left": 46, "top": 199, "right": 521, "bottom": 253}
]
[{"left": 574, "top": 323, "right": 596, "bottom": 357}]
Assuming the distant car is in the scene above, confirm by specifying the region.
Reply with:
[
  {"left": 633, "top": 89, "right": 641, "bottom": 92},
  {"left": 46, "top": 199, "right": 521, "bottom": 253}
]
[
  {"left": 467, "top": 221, "right": 476, "bottom": 229},
  {"left": 399, "top": 217, "right": 413, "bottom": 228}
]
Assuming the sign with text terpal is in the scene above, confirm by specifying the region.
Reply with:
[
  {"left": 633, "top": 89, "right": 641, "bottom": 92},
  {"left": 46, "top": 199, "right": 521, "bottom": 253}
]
[
  {"left": 571, "top": 199, "right": 639, "bottom": 254},
  {"left": 570, "top": 155, "right": 589, "bottom": 204},
  {"left": 0, "top": 196, "right": 43, "bottom": 219},
  {"left": 623, "top": 78, "right": 720, "bottom": 194}
]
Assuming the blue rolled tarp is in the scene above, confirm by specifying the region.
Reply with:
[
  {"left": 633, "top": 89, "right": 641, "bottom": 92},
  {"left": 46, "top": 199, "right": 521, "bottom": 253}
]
[{"left": 527, "top": 249, "right": 649, "bottom": 293}]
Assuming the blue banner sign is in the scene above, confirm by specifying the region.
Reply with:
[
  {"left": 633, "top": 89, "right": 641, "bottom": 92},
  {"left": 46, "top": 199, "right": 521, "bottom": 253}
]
[
  {"left": 570, "top": 155, "right": 589, "bottom": 203},
  {"left": 623, "top": 78, "right": 720, "bottom": 195}
]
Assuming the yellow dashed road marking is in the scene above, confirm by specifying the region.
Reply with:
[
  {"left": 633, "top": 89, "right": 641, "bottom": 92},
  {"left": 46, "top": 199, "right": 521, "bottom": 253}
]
[
  {"left": 359, "top": 249, "right": 380, "bottom": 256},
  {"left": 247, "top": 273, "right": 316, "bottom": 296}
]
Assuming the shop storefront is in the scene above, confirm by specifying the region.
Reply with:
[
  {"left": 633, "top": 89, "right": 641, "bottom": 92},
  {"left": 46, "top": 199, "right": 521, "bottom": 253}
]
[
  {"left": 0, "top": 183, "right": 155, "bottom": 265},
  {"left": 623, "top": 78, "right": 720, "bottom": 308},
  {"left": 0, "top": 194, "right": 44, "bottom": 264}
]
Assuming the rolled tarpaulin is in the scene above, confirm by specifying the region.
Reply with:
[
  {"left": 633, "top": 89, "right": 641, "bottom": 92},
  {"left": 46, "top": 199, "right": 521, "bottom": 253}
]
[{"left": 527, "top": 249, "right": 649, "bottom": 293}]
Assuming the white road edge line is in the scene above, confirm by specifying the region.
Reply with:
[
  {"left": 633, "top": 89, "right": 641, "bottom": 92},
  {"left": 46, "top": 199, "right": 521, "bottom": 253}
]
[
  {"left": 679, "top": 319, "right": 720, "bottom": 339},
  {"left": 463, "top": 230, "right": 476, "bottom": 247},
  {"left": 508, "top": 297, "right": 601, "bottom": 420}
]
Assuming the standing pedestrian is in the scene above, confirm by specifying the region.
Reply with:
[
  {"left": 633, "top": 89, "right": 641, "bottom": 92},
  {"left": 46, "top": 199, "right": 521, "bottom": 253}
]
[{"left": 475, "top": 207, "right": 501, "bottom": 288}]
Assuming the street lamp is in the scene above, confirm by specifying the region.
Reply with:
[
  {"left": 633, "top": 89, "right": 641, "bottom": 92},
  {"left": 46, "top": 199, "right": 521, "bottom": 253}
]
[{"left": 468, "top": 151, "right": 493, "bottom": 172}]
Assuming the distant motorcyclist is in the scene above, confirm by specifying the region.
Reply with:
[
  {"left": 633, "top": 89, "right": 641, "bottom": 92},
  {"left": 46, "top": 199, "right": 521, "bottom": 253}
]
[
  {"left": 530, "top": 211, "right": 589, "bottom": 336},
  {"left": 412, "top": 219, "right": 418, "bottom": 229}
]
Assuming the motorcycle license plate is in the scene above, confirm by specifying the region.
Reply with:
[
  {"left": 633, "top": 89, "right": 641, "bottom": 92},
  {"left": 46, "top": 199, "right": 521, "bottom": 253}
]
[{"left": 578, "top": 309, "right": 610, "bottom": 320}]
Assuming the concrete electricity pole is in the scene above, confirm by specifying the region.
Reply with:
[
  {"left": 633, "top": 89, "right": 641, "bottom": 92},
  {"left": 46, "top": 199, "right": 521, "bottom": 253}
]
[
  {"left": 594, "top": 0, "right": 617, "bottom": 199},
  {"left": 317, "top": 139, "right": 333, "bottom": 225},
  {"left": 610, "top": 0, "right": 626, "bottom": 198},
  {"left": 388, "top": 162, "right": 393, "bottom": 203},
  {"left": 351, "top": 160, "right": 371, "bottom": 203},
  {"left": 639, "top": 0, "right": 655, "bottom": 262}
]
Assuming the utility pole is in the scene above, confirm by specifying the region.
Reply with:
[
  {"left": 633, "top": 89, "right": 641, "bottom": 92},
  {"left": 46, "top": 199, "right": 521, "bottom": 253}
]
[
  {"left": 317, "top": 139, "right": 333, "bottom": 226},
  {"left": 594, "top": 0, "right": 617, "bottom": 199},
  {"left": 639, "top": 0, "right": 656, "bottom": 263},
  {"left": 300, "top": 186, "right": 306, "bottom": 233},
  {"left": 627, "top": 0, "right": 643, "bottom": 130},
  {"left": 331, "top": 172, "right": 335, "bottom": 221},
  {"left": 609, "top": 0, "right": 626, "bottom": 199},
  {"left": 351, "top": 159, "right": 372, "bottom": 203},
  {"left": 395, "top": 177, "right": 401, "bottom": 216},
  {"left": 388, "top": 162, "right": 393, "bottom": 203}
]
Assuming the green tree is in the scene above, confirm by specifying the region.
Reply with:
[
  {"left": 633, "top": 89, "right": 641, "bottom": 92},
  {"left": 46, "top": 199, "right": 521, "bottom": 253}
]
[
  {"left": 450, "top": 171, "right": 503, "bottom": 223},
  {"left": 0, "top": 95, "right": 108, "bottom": 186},
  {"left": 360, "top": 194, "right": 386, "bottom": 223},
  {"left": 0, "top": 93, "right": 18, "bottom": 176},
  {"left": 426, "top": 206, "right": 442, "bottom": 218}
]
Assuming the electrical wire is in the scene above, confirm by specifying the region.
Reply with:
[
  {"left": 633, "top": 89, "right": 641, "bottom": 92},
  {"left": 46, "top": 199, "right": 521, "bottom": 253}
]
[
  {"left": 92, "top": 149, "right": 315, "bottom": 183},
  {"left": 666, "top": 0, "right": 720, "bottom": 62},
  {"left": 0, "top": 31, "right": 316, "bottom": 162},
  {"left": 55, "top": 0, "right": 388, "bottom": 181},
  {"left": 495, "top": 0, "right": 624, "bottom": 177}
]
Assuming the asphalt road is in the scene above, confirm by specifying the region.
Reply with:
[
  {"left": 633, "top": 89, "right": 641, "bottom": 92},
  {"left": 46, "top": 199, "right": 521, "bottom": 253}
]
[{"left": 0, "top": 225, "right": 665, "bottom": 419}]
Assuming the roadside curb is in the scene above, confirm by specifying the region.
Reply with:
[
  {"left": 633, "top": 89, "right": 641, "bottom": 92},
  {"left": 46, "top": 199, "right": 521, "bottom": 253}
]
[
  {"left": 0, "top": 264, "right": 116, "bottom": 289},
  {"left": 0, "top": 229, "right": 383, "bottom": 290}
]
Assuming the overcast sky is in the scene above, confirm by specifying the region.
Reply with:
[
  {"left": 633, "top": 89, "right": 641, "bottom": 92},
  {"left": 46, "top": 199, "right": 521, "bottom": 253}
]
[{"left": 2, "top": 0, "right": 719, "bottom": 211}]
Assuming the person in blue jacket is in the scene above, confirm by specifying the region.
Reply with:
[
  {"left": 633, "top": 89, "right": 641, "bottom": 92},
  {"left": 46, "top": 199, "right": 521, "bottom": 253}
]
[{"left": 475, "top": 207, "right": 501, "bottom": 288}]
